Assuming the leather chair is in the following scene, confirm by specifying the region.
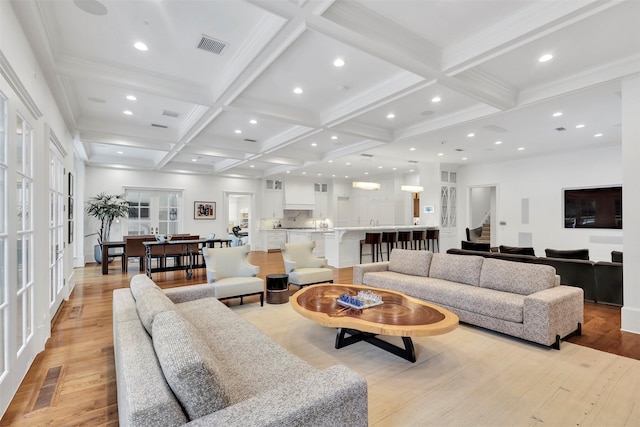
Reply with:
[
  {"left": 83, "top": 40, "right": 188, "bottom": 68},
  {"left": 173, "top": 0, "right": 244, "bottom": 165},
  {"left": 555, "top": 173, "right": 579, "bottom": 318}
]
[
  {"left": 461, "top": 240, "right": 490, "bottom": 252},
  {"left": 499, "top": 245, "right": 535, "bottom": 256},
  {"left": 360, "top": 232, "right": 383, "bottom": 262},
  {"left": 595, "top": 261, "right": 623, "bottom": 306},
  {"left": 545, "top": 248, "right": 590, "bottom": 260},
  {"left": 611, "top": 251, "right": 623, "bottom": 263},
  {"left": 466, "top": 226, "right": 483, "bottom": 242},
  {"left": 281, "top": 241, "right": 333, "bottom": 288},
  {"left": 202, "top": 245, "right": 264, "bottom": 305}
]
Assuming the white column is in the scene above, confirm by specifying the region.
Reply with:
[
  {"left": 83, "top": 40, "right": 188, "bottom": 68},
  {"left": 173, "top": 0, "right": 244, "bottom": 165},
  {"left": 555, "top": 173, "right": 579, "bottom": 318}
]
[{"left": 621, "top": 74, "right": 640, "bottom": 334}]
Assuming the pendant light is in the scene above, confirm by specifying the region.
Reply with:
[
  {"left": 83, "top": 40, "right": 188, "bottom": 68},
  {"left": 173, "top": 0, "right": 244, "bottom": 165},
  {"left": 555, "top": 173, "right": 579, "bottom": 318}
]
[
  {"left": 352, "top": 154, "right": 381, "bottom": 190},
  {"left": 401, "top": 185, "right": 424, "bottom": 192}
]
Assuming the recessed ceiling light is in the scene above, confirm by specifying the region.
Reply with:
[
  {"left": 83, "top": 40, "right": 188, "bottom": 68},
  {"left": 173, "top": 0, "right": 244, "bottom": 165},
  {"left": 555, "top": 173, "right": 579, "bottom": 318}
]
[
  {"left": 539, "top": 54, "right": 553, "bottom": 62},
  {"left": 387, "top": 113, "right": 395, "bottom": 119},
  {"left": 409, "top": 169, "right": 414, "bottom": 172},
  {"left": 134, "top": 41, "right": 148, "bottom": 51},
  {"left": 392, "top": 167, "right": 397, "bottom": 170},
  {"left": 234, "top": 129, "right": 242, "bottom": 134},
  {"left": 123, "top": 110, "right": 133, "bottom": 115},
  {"left": 318, "top": 173, "right": 322, "bottom": 176},
  {"left": 518, "top": 147, "right": 525, "bottom": 151},
  {"left": 553, "top": 112, "right": 563, "bottom": 117},
  {"left": 467, "top": 133, "right": 475, "bottom": 137},
  {"left": 333, "top": 58, "right": 345, "bottom": 67},
  {"left": 328, "top": 160, "right": 333, "bottom": 163},
  {"left": 74, "top": 0, "right": 108, "bottom": 16},
  {"left": 576, "top": 124, "right": 585, "bottom": 128},
  {"left": 438, "top": 153, "right": 444, "bottom": 156},
  {"left": 332, "top": 174, "right": 336, "bottom": 177},
  {"left": 286, "top": 170, "right": 291, "bottom": 174},
  {"left": 311, "top": 142, "right": 317, "bottom": 147},
  {"left": 293, "top": 87, "right": 303, "bottom": 94},
  {"left": 250, "top": 164, "right": 255, "bottom": 168},
  {"left": 126, "top": 95, "right": 137, "bottom": 101},
  {"left": 409, "top": 147, "right": 416, "bottom": 151},
  {"left": 364, "top": 172, "right": 369, "bottom": 175},
  {"left": 191, "top": 158, "right": 197, "bottom": 162},
  {"left": 249, "top": 119, "right": 257, "bottom": 124},
  {"left": 462, "top": 157, "right": 468, "bottom": 160},
  {"left": 346, "top": 162, "right": 351, "bottom": 165},
  {"left": 117, "top": 151, "right": 123, "bottom": 154},
  {"left": 431, "top": 96, "right": 441, "bottom": 103},
  {"left": 378, "top": 166, "right": 383, "bottom": 169},
  {"left": 594, "top": 133, "right": 603, "bottom": 137},
  {"left": 495, "top": 140, "right": 503, "bottom": 145},
  {"left": 331, "top": 135, "right": 338, "bottom": 140},
  {"left": 302, "top": 172, "right": 307, "bottom": 175}
]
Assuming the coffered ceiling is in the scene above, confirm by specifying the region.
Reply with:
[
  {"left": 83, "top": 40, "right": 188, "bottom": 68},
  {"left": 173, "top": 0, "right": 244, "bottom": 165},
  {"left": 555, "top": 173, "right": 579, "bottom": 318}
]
[{"left": 12, "top": 0, "right": 640, "bottom": 181}]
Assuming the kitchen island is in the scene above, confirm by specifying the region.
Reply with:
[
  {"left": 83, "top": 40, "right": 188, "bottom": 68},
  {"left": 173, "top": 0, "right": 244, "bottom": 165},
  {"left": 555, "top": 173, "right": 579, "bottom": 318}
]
[{"left": 325, "top": 225, "right": 438, "bottom": 268}]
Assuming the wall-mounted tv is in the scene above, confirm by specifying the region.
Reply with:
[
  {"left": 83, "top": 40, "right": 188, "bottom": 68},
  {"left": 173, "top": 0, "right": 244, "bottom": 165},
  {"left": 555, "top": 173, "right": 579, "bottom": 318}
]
[{"left": 564, "top": 186, "right": 622, "bottom": 229}]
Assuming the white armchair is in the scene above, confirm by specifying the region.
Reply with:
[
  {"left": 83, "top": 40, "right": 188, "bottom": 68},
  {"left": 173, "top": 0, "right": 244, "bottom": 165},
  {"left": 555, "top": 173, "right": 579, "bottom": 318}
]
[
  {"left": 281, "top": 241, "right": 334, "bottom": 288},
  {"left": 202, "top": 245, "right": 264, "bottom": 306}
]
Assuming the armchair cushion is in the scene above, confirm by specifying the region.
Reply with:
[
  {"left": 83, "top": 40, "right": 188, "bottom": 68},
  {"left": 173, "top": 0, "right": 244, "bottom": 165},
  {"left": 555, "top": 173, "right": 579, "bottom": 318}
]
[{"left": 202, "top": 245, "right": 259, "bottom": 282}]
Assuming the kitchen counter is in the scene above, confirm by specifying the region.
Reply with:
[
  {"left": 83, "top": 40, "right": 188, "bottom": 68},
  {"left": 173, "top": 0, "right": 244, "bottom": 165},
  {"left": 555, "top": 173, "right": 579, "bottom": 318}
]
[{"left": 325, "top": 225, "right": 438, "bottom": 268}]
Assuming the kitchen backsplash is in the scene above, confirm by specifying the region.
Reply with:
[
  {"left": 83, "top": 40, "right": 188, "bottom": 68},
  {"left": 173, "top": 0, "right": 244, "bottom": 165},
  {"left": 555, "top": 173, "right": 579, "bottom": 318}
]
[{"left": 261, "top": 210, "right": 333, "bottom": 230}]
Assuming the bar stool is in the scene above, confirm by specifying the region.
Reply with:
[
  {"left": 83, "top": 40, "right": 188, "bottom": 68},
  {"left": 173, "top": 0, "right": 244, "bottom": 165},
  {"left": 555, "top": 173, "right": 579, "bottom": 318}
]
[
  {"left": 426, "top": 229, "right": 440, "bottom": 252},
  {"left": 360, "top": 232, "right": 383, "bottom": 263},
  {"left": 397, "top": 231, "right": 412, "bottom": 249},
  {"left": 412, "top": 229, "right": 427, "bottom": 250},
  {"left": 381, "top": 231, "right": 397, "bottom": 260}
]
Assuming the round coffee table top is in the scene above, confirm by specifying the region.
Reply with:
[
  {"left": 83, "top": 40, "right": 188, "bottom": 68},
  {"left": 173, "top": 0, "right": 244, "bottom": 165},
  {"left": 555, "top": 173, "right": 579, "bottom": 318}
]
[{"left": 291, "top": 284, "right": 458, "bottom": 337}]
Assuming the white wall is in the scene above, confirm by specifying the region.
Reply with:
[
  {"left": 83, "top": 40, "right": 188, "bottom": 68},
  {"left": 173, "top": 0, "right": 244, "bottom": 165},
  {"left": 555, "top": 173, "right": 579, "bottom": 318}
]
[
  {"left": 457, "top": 146, "right": 623, "bottom": 261},
  {"left": 82, "top": 166, "right": 260, "bottom": 261},
  {"left": 470, "top": 187, "right": 491, "bottom": 228}
]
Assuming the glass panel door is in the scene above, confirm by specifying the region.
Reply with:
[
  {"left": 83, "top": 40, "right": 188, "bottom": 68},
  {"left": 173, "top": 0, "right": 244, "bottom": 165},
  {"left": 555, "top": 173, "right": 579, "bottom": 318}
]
[
  {"left": 125, "top": 189, "right": 181, "bottom": 235},
  {"left": 48, "top": 149, "right": 64, "bottom": 317}
]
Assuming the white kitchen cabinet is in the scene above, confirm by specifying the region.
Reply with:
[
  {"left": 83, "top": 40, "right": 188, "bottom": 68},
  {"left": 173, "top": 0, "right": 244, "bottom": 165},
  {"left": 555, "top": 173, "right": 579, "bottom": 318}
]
[
  {"left": 263, "top": 189, "right": 283, "bottom": 219},
  {"left": 261, "top": 230, "right": 286, "bottom": 252},
  {"left": 314, "top": 192, "right": 328, "bottom": 218}
]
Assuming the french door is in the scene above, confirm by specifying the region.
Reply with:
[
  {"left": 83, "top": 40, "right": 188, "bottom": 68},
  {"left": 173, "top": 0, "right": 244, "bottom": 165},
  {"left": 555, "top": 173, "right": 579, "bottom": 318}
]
[{"left": 48, "top": 148, "right": 64, "bottom": 317}]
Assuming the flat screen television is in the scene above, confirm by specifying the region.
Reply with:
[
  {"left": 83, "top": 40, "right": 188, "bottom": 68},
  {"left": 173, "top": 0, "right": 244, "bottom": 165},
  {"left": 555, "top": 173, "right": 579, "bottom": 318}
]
[{"left": 564, "top": 186, "right": 622, "bottom": 229}]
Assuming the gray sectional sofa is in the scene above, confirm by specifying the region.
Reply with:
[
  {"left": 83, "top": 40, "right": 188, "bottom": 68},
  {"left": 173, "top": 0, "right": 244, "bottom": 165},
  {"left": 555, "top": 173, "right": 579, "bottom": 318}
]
[
  {"left": 353, "top": 250, "right": 583, "bottom": 349},
  {"left": 113, "top": 274, "right": 368, "bottom": 426}
]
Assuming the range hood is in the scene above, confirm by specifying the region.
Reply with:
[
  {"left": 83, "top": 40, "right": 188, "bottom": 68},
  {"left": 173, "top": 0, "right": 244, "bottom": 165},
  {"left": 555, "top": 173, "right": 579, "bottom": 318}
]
[{"left": 283, "top": 181, "right": 315, "bottom": 210}]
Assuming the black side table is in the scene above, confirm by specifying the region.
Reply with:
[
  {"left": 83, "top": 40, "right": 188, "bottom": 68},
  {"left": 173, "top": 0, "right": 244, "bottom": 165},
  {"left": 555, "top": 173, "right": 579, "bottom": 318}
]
[{"left": 266, "top": 274, "right": 289, "bottom": 304}]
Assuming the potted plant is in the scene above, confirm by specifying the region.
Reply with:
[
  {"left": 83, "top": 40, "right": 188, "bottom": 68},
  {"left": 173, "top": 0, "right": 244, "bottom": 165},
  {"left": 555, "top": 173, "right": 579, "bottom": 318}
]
[{"left": 86, "top": 192, "right": 129, "bottom": 263}]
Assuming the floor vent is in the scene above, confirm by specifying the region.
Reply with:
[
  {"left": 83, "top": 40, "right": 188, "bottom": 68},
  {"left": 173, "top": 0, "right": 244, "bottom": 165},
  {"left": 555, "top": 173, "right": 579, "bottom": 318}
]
[
  {"left": 197, "top": 35, "right": 227, "bottom": 55},
  {"left": 31, "top": 365, "right": 65, "bottom": 411}
]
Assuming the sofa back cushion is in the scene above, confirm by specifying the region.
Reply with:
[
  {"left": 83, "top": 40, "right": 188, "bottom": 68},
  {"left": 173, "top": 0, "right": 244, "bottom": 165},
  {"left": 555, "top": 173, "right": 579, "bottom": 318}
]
[
  {"left": 388, "top": 249, "right": 432, "bottom": 277},
  {"left": 479, "top": 258, "right": 557, "bottom": 295},
  {"left": 129, "top": 274, "right": 160, "bottom": 300},
  {"left": 135, "top": 287, "right": 176, "bottom": 335},
  {"left": 499, "top": 245, "right": 536, "bottom": 256},
  {"left": 429, "top": 253, "right": 484, "bottom": 286},
  {"left": 152, "top": 310, "right": 230, "bottom": 420},
  {"left": 545, "top": 248, "right": 589, "bottom": 260}
]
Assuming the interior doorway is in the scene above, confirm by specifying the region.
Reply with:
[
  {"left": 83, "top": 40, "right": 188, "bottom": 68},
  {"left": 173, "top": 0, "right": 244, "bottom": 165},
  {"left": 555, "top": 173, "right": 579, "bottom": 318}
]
[
  {"left": 227, "top": 193, "right": 252, "bottom": 246},
  {"left": 468, "top": 185, "right": 497, "bottom": 245}
]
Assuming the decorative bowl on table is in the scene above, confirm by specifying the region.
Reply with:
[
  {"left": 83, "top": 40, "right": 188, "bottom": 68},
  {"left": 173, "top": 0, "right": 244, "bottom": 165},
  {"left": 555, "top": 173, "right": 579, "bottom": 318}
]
[{"left": 155, "top": 234, "right": 173, "bottom": 243}]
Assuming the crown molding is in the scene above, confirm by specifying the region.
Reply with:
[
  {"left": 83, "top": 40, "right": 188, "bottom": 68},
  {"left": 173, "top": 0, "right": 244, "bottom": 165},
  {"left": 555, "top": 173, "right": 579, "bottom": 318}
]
[{"left": 0, "top": 50, "right": 43, "bottom": 119}]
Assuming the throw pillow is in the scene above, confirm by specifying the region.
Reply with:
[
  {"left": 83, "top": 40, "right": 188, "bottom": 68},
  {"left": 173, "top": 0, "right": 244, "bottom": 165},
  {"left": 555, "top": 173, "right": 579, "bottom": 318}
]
[
  {"left": 135, "top": 287, "right": 176, "bottom": 335},
  {"left": 129, "top": 274, "right": 160, "bottom": 300},
  {"left": 152, "top": 310, "right": 230, "bottom": 420},
  {"left": 388, "top": 249, "right": 432, "bottom": 277},
  {"left": 545, "top": 248, "right": 589, "bottom": 260}
]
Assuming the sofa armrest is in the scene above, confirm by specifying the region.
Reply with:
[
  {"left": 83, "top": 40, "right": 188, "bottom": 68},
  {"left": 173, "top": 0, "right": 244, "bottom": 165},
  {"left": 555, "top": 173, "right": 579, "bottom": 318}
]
[
  {"left": 163, "top": 283, "right": 217, "bottom": 303},
  {"left": 353, "top": 261, "right": 390, "bottom": 285},
  {"left": 185, "top": 365, "right": 367, "bottom": 427},
  {"left": 523, "top": 285, "right": 584, "bottom": 347}
]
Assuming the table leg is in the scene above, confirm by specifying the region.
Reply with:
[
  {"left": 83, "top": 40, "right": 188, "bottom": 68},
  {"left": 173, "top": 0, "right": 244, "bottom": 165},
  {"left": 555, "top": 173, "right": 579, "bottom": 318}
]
[
  {"left": 145, "top": 246, "right": 152, "bottom": 278},
  {"left": 335, "top": 328, "right": 416, "bottom": 363},
  {"left": 101, "top": 245, "right": 109, "bottom": 275}
]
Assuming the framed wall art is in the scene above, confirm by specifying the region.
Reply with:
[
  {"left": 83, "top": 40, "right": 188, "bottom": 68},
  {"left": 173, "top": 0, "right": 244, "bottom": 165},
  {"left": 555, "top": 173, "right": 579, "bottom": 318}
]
[{"left": 194, "top": 201, "right": 216, "bottom": 219}]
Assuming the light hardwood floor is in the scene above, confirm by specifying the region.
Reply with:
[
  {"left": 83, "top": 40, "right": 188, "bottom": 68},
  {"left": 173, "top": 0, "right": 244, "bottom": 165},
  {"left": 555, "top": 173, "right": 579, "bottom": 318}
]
[{"left": 2, "top": 251, "right": 638, "bottom": 425}]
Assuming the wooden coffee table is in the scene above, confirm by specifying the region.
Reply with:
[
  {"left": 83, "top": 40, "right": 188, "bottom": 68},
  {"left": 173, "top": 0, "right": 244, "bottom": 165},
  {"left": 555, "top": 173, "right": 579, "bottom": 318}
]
[{"left": 290, "top": 284, "right": 458, "bottom": 362}]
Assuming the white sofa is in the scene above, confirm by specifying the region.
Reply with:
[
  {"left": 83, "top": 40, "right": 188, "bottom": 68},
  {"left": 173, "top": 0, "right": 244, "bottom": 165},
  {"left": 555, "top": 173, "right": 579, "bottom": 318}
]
[
  {"left": 354, "top": 249, "right": 583, "bottom": 348},
  {"left": 113, "top": 274, "right": 368, "bottom": 426}
]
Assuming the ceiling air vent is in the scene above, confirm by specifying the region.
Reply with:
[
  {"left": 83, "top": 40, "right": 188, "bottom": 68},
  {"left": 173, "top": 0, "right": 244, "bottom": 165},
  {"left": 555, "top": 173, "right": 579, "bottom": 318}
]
[
  {"left": 151, "top": 123, "right": 168, "bottom": 128},
  {"left": 197, "top": 35, "right": 227, "bottom": 55},
  {"left": 162, "top": 110, "right": 179, "bottom": 118},
  {"left": 244, "top": 138, "right": 257, "bottom": 143},
  {"left": 555, "top": 127, "right": 566, "bottom": 132},
  {"left": 483, "top": 124, "right": 509, "bottom": 133}
]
